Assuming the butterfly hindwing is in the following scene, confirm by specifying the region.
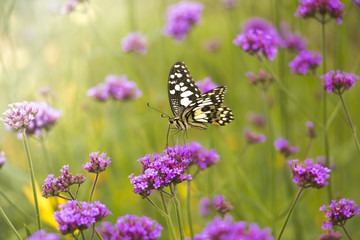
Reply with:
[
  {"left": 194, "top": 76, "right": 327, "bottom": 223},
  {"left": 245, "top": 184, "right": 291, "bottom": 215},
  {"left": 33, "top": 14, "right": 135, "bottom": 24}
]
[
  {"left": 168, "top": 61, "right": 201, "bottom": 117},
  {"left": 190, "top": 86, "right": 234, "bottom": 125}
]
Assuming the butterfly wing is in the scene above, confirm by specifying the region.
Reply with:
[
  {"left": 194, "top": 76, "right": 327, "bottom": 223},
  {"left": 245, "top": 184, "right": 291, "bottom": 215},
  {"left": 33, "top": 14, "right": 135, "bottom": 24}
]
[
  {"left": 168, "top": 61, "right": 201, "bottom": 117},
  {"left": 188, "top": 86, "right": 234, "bottom": 126}
]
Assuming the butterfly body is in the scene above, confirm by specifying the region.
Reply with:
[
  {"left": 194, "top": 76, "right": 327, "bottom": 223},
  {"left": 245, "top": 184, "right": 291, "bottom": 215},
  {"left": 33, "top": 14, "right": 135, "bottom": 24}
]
[{"left": 167, "top": 61, "right": 234, "bottom": 131}]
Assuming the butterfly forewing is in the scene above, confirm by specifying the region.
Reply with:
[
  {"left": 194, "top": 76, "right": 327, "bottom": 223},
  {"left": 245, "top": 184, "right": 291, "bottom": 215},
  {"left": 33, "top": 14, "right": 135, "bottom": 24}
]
[{"left": 168, "top": 61, "right": 201, "bottom": 117}]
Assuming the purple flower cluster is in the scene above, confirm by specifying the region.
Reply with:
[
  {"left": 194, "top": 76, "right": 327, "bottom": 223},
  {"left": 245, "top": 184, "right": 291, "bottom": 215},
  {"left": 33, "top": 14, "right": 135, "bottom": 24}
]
[
  {"left": 213, "top": 195, "right": 233, "bottom": 215},
  {"left": 322, "top": 70, "right": 359, "bottom": 94},
  {"left": 274, "top": 138, "right": 300, "bottom": 157},
  {"left": 23, "top": 102, "right": 62, "bottom": 136},
  {"left": 289, "top": 50, "right": 322, "bottom": 75},
  {"left": 320, "top": 198, "right": 359, "bottom": 229},
  {"left": 42, "top": 165, "right": 86, "bottom": 198},
  {"left": 129, "top": 145, "right": 193, "bottom": 197},
  {"left": 194, "top": 215, "right": 274, "bottom": 240},
  {"left": 87, "top": 75, "right": 142, "bottom": 101},
  {"left": 318, "top": 230, "right": 342, "bottom": 240},
  {"left": 82, "top": 152, "right": 111, "bottom": 174},
  {"left": 187, "top": 141, "right": 220, "bottom": 169},
  {"left": 355, "top": 0, "right": 360, "bottom": 7},
  {"left": 203, "top": 38, "right": 221, "bottom": 53},
  {"left": 233, "top": 29, "right": 278, "bottom": 61},
  {"left": 295, "top": 0, "right": 344, "bottom": 24},
  {"left": 121, "top": 32, "right": 147, "bottom": 54},
  {"left": 98, "top": 215, "right": 163, "bottom": 240},
  {"left": 279, "top": 22, "right": 307, "bottom": 52},
  {"left": 234, "top": 18, "right": 279, "bottom": 61},
  {"left": 244, "top": 128, "right": 266, "bottom": 144},
  {"left": 0, "top": 151, "right": 5, "bottom": 169},
  {"left": 60, "top": 0, "right": 86, "bottom": 14},
  {"left": 27, "top": 230, "right": 60, "bottom": 240},
  {"left": 222, "top": 0, "right": 239, "bottom": 9},
  {"left": 54, "top": 200, "right": 111, "bottom": 234},
  {"left": 247, "top": 112, "right": 266, "bottom": 128},
  {"left": 1, "top": 101, "right": 39, "bottom": 131},
  {"left": 199, "top": 197, "right": 211, "bottom": 217},
  {"left": 288, "top": 159, "right": 331, "bottom": 188},
  {"left": 196, "top": 77, "right": 219, "bottom": 93},
  {"left": 163, "top": 1, "right": 203, "bottom": 41},
  {"left": 246, "top": 70, "right": 274, "bottom": 89},
  {"left": 306, "top": 121, "right": 317, "bottom": 138}
]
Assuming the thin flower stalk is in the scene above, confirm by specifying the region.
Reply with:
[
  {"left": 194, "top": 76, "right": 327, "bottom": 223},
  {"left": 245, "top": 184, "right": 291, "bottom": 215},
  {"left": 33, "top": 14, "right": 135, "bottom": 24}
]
[
  {"left": 171, "top": 184, "right": 185, "bottom": 240},
  {"left": 0, "top": 206, "right": 22, "bottom": 240},
  {"left": 321, "top": 17, "right": 332, "bottom": 202},
  {"left": 160, "top": 192, "right": 177, "bottom": 240},
  {"left": 342, "top": 226, "right": 352, "bottom": 240},
  {"left": 89, "top": 173, "right": 99, "bottom": 202},
  {"left": 277, "top": 187, "right": 304, "bottom": 240},
  {"left": 21, "top": 131, "right": 42, "bottom": 230},
  {"left": 186, "top": 180, "right": 194, "bottom": 240},
  {"left": 338, "top": 93, "right": 360, "bottom": 156}
]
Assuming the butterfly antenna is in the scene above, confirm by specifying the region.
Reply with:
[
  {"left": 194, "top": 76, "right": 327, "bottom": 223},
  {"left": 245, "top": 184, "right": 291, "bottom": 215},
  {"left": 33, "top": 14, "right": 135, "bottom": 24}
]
[{"left": 147, "top": 102, "right": 170, "bottom": 118}]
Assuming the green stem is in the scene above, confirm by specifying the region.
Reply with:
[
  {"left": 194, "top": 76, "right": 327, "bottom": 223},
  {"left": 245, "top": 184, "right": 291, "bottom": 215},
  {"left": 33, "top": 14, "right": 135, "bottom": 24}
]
[
  {"left": 21, "top": 131, "right": 41, "bottom": 230},
  {"left": 160, "top": 192, "right": 177, "bottom": 240},
  {"left": 0, "top": 205, "right": 22, "bottom": 240},
  {"left": 321, "top": 18, "right": 332, "bottom": 202},
  {"left": 276, "top": 187, "right": 304, "bottom": 240},
  {"left": 342, "top": 225, "right": 352, "bottom": 240},
  {"left": 89, "top": 173, "right": 99, "bottom": 202},
  {"left": 171, "top": 184, "right": 185, "bottom": 240},
  {"left": 338, "top": 93, "right": 360, "bottom": 156},
  {"left": 146, "top": 196, "right": 168, "bottom": 216},
  {"left": 303, "top": 138, "right": 313, "bottom": 159},
  {"left": 186, "top": 181, "right": 194, "bottom": 240}
]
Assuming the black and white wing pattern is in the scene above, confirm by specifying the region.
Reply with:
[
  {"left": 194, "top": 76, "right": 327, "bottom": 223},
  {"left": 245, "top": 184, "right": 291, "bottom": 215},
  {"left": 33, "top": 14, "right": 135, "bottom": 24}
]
[
  {"left": 167, "top": 61, "right": 234, "bottom": 130},
  {"left": 168, "top": 61, "right": 201, "bottom": 117}
]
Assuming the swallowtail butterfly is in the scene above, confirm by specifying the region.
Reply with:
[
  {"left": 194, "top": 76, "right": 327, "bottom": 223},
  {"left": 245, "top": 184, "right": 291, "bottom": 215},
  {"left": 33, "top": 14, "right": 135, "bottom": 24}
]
[{"left": 167, "top": 61, "right": 234, "bottom": 131}]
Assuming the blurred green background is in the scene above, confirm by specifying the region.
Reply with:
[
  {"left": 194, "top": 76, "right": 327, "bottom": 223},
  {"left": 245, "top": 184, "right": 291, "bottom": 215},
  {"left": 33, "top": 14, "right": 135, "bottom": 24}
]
[{"left": 0, "top": 0, "right": 360, "bottom": 239}]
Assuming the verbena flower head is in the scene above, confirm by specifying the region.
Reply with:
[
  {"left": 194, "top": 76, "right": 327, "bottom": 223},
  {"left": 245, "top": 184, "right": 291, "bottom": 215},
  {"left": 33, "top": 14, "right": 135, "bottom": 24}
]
[
  {"left": 24, "top": 102, "right": 62, "bottom": 136},
  {"left": 274, "top": 138, "right": 300, "bottom": 157},
  {"left": 354, "top": 0, "right": 360, "bottom": 7},
  {"left": 98, "top": 215, "right": 163, "bottom": 240},
  {"left": 288, "top": 159, "right": 331, "bottom": 188},
  {"left": 247, "top": 112, "right": 266, "bottom": 128},
  {"left": 27, "top": 229, "right": 60, "bottom": 240},
  {"left": 319, "top": 198, "right": 359, "bottom": 229},
  {"left": 289, "top": 50, "right": 322, "bottom": 75},
  {"left": 196, "top": 77, "right": 219, "bottom": 93},
  {"left": 295, "top": 0, "right": 344, "bottom": 24},
  {"left": 188, "top": 141, "right": 220, "bottom": 169},
  {"left": 87, "top": 83, "right": 110, "bottom": 101},
  {"left": 1, "top": 101, "right": 39, "bottom": 131},
  {"left": 60, "top": 0, "right": 86, "bottom": 14},
  {"left": 82, "top": 151, "right": 111, "bottom": 174},
  {"left": 54, "top": 200, "right": 111, "bottom": 234},
  {"left": 0, "top": 151, "right": 5, "bottom": 169},
  {"left": 106, "top": 75, "right": 142, "bottom": 100},
  {"left": 306, "top": 121, "right": 317, "bottom": 138},
  {"left": 88, "top": 75, "right": 142, "bottom": 102},
  {"left": 279, "top": 22, "right": 307, "bottom": 52},
  {"left": 42, "top": 165, "right": 86, "bottom": 198},
  {"left": 203, "top": 38, "right": 221, "bottom": 53},
  {"left": 223, "top": 0, "right": 239, "bottom": 9},
  {"left": 199, "top": 197, "right": 210, "bottom": 217},
  {"left": 129, "top": 145, "right": 193, "bottom": 197},
  {"left": 244, "top": 128, "right": 266, "bottom": 144},
  {"left": 194, "top": 215, "right": 274, "bottom": 240},
  {"left": 233, "top": 29, "right": 278, "bottom": 61},
  {"left": 213, "top": 195, "right": 233, "bottom": 215},
  {"left": 246, "top": 70, "right": 274, "bottom": 90},
  {"left": 121, "top": 31, "right": 147, "bottom": 54},
  {"left": 322, "top": 70, "right": 359, "bottom": 94},
  {"left": 318, "top": 230, "right": 342, "bottom": 240},
  {"left": 163, "top": 1, "right": 203, "bottom": 41},
  {"left": 243, "top": 18, "right": 279, "bottom": 40}
]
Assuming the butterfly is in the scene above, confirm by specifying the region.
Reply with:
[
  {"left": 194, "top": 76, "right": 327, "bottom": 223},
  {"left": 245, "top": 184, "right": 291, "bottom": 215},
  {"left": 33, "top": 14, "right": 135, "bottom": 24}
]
[{"left": 167, "top": 61, "right": 234, "bottom": 137}]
